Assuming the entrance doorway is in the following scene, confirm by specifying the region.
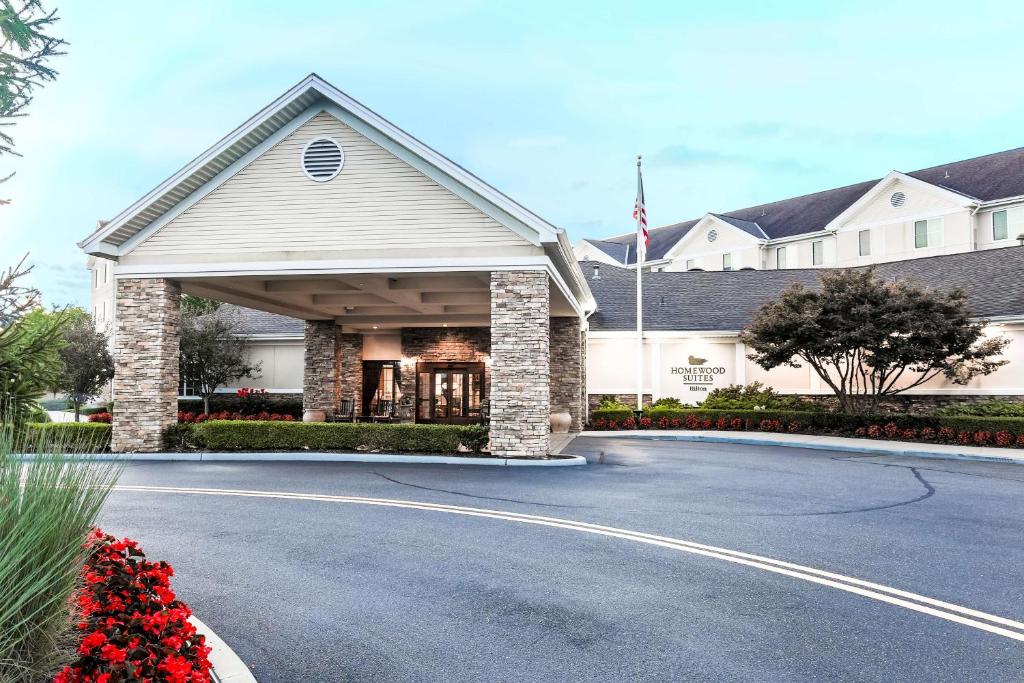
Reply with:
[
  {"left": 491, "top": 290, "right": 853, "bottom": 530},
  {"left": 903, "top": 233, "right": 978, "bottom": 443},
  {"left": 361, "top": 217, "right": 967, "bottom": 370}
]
[{"left": 416, "top": 362, "right": 484, "bottom": 424}]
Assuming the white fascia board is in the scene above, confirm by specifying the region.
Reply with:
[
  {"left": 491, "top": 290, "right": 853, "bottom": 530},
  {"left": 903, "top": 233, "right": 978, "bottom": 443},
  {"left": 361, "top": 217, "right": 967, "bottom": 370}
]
[
  {"left": 977, "top": 194, "right": 1024, "bottom": 209},
  {"left": 109, "top": 106, "right": 324, "bottom": 257},
  {"left": 241, "top": 334, "right": 304, "bottom": 342},
  {"left": 662, "top": 214, "right": 762, "bottom": 261},
  {"left": 79, "top": 74, "right": 324, "bottom": 251},
  {"left": 766, "top": 230, "right": 832, "bottom": 245},
  {"left": 588, "top": 330, "right": 741, "bottom": 339},
  {"left": 824, "top": 171, "right": 979, "bottom": 234}
]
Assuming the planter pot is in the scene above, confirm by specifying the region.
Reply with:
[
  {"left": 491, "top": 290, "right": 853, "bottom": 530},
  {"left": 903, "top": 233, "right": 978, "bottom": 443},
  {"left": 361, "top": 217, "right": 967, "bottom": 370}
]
[
  {"left": 549, "top": 411, "right": 572, "bottom": 434},
  {"left": 303, "top": 409, "right": 327, "bottom": 423}
]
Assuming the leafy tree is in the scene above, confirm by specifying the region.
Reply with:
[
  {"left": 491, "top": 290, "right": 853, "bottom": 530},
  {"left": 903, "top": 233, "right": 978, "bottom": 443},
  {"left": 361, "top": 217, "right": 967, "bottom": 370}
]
[
  {"left": 740, "top": 268, "right": 1009, "bottom": 414},
  {"left": 179, "top": 309, "right": 260, "bottom": 414},
  {"left": 0, "top": 257, "right": 69, "bottom": 423},
  {"left": 1, "top": 0, "right": 66, "bottom": 201},
  {"left": 53, "top": 309, "right": 113, "bottom": 421},
  {"left": 181, "top": 294, "right": 221, "bottom": 316}
]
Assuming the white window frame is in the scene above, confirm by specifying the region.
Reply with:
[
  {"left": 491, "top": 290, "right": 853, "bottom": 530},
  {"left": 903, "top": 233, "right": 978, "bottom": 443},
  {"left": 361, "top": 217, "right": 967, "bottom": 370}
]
[
  {"left": 722, "top": 253, "right": 732, "bottom": 271},
  {"left": 812, "top": 240, "right": 823, "bottom": 266},
  {"left": 776, "top": 246, "right": 787, "bottom": 269},
  {"left": 993, "top": 210, "right": 1009, "bottom": 241},
  {"left": 685, "top": 259, "right": 695, "bottom": 271},
  {"left": 858, "top": 229, "right": 871, "bottom": 256}
]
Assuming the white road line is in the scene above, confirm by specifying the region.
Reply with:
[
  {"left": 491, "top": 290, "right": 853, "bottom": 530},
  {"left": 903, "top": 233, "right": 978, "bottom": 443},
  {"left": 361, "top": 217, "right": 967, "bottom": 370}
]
[{"left": 114, "top": 484, "right": 1024, "bottom": 643}]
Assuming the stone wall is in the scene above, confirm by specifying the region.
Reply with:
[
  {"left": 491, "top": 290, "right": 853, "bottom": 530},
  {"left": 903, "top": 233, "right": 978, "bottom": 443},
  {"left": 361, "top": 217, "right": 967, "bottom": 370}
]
[
  {"left": 490, "top": 271, "right": 549, "bottom": 457},
  {"left": 550, "top": 317, "right": 585, "bottom": 432},
  {"left": 112, "top": 278, "right": 180, "bottom": 452},
  {"left": 303, "top": 321, "right": 337, "bottom": 416},
  {"left": 398, "top": 327, "right": 490, "bottom": 420},
  {"left": 338, "top": 332, "right": 363, "bottom": 418}
]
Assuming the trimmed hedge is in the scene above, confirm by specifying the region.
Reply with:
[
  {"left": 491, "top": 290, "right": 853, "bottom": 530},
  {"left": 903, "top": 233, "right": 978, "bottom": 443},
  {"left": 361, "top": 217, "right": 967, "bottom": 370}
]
[
  {"left": 175, "top": 420, "right": 489, "bottom": 454},
  {"left": 178, "top": 397, "right": 303, "bottom": 418},
  {"left": 589, "top": 407, "right": 1024, "bottom": 447},
  {"left": 23, "top": 422, "right": 112, "bottom": 452}
]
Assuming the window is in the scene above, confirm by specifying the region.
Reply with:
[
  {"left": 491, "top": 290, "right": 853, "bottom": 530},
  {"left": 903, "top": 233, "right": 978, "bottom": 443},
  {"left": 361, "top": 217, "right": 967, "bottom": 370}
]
[
  {"left": 776, "top": 247, "right": 787, "bottom": 269},
  {"left": 812, "top": 241, "right": 823, "bottom": 266},
  {"left": 858, "top": 229, "right": 871, "bottom": 256},
  {"left": 993, "top": 210, "right": 1008, "bottom": 241},
  {"left": 685, "top": 259, "right": 695, "bottom": 271},
  {"left": 722, "top": 253, "right": 732, "bottom": 271},
  {"left": 915, "top": 218, "right": 944, "bottom": 249}
]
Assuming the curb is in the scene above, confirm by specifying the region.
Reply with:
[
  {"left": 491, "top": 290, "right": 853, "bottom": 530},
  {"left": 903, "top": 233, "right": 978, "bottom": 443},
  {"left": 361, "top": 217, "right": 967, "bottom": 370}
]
[
  {"left": 37, "top": 452, "right": 588, "bottom": 466},
  {"left": 190, "top": 616, "right": 257, "bottom": 683},
  {"left": 578, "top": 431, "right": 1024, "bottom": 466}
]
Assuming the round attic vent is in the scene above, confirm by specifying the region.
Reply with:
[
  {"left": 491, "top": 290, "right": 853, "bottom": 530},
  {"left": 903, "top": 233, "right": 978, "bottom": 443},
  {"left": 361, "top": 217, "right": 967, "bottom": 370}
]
[
  {"left": 302, "top": 137, "right": 344, "bottom": 182},
  {"left": 707, "top": 229, "right": 718, "bottom": 242},
  {"left": 890, "top": 191, "right": 906, "bottom": 208}
]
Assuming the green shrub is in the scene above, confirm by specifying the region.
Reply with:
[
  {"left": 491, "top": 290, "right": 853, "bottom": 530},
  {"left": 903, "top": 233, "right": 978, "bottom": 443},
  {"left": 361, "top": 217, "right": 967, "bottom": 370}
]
[
  {"left": 24, "top": 423, "right": 111, "bottom": 452},
  {"left": 590, "top": 407, "right": 1024, "bottom": 442},
  {"left": 178, "top": 396, "right": 302, "bottom": 418},
  {"left": 595, "top": 395, "right": 632, "bottom": 411},
  {"left": 39, "top": 398, "right": 70, "bottom": 411},
  {"left": 937, "top": 400, "right": 1024, "bottom": 418},
  {"left": 650, "top": 396, "right": 690, "bottom": 409},
  {"left": 188, "top": 421, "right": 490, "bottom": 454},
  {"left": 700, "top": 382, "right": 813, "bottom": 411}
]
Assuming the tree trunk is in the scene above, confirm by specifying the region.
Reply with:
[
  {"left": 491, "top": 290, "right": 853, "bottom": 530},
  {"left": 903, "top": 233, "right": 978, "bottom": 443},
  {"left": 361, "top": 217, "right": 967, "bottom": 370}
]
[
  {"left": 202, "top": 395, "right": 211, "bottom": 415},
  {"left": 74, "top": 401, "right": 80, "bottom": 422}
]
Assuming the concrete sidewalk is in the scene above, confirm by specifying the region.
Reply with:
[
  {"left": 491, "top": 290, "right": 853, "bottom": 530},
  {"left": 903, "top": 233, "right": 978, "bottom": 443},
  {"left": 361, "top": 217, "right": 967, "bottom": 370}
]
[{"left": 578, "top": 429, "right": 1024, "bottom": 465}]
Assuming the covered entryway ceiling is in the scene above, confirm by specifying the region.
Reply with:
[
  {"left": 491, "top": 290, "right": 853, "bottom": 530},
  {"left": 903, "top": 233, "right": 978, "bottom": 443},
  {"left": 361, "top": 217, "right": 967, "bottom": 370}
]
[{"left": 178, "top": 271, "right": 579, "bottom": 331}]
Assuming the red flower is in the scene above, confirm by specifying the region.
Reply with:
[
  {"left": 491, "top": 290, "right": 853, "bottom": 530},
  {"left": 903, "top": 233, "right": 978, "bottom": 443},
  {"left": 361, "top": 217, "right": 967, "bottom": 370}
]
[
  {"left": 99, "top": 644, "right": 126, "bottom": 664},
  {"left": 79, "top": 630, "right": 106, "bottom": 653}
]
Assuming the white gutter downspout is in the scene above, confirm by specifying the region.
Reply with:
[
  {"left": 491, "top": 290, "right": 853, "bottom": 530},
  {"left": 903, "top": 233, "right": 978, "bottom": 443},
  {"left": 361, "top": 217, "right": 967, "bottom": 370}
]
[{"left": 970, "top": 202, "right": 983, "bottom": 251}]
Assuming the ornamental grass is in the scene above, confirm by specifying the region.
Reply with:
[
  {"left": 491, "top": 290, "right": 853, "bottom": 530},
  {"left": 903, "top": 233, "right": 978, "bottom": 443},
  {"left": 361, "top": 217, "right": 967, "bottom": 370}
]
[{"left": 0, "top": 420, "right": 121, "bottom": 682}]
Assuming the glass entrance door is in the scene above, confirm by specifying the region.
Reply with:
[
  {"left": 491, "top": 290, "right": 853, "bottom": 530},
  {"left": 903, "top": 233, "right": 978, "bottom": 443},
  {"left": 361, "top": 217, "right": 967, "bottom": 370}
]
[{"left": 415, "top": 362, "right": 484, "bottom": 424}]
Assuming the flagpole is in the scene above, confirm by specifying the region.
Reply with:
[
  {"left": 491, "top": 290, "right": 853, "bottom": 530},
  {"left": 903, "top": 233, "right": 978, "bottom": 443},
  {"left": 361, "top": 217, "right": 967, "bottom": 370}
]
[{"left": 635, "top": 155, "right": 644, "bottom": 414}]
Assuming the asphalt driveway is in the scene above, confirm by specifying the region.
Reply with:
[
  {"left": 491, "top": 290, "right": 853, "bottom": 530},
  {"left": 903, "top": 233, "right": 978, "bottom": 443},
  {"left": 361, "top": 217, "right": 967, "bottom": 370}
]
[{"left": 98, "top": 438, "right": 1024, "bottom": 681}]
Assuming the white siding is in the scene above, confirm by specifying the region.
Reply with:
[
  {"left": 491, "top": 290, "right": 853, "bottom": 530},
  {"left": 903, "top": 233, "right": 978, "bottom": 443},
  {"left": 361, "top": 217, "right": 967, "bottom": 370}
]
[{"left": 133, "top": 113, "right": 528, "bottom": 257}]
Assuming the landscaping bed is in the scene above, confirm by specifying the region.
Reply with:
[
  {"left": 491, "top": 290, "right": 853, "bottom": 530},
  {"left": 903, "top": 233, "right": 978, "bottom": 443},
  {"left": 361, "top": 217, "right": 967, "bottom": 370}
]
[
  {"left": 166, "top": 420, "right": 491, "bottom": 455},
  {"left": 55, "top": 530, "right": 212, "bottom": 682},
  {"left": 589, "top": 407, "right": 1024, "bottom": 448}
]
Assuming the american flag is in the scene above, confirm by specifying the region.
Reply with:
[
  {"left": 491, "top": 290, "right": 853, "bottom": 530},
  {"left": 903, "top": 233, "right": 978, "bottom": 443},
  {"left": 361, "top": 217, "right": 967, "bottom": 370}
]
[{"left": 634, "top": 160, "right": 649, "bottom": 256}]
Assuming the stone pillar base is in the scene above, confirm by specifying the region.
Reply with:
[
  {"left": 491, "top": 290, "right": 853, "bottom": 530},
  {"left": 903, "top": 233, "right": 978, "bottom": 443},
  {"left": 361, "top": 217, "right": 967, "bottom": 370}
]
[
  {"left": 489, "top": 271, "right": 550, "bottom": 458},
  {"left": 112, "top": 278, "right": 180, "bottom": 453}
]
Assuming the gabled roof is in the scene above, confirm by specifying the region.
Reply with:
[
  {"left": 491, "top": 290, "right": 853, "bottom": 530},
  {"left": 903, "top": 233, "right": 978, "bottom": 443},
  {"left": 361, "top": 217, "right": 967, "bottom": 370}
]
[
  {"left": 79, "top": 73, "right": 562, "bottom": 255},
  {"left": 582, "top": 239, "right": 631, "bottom": 264},
  {"left": 710, "top": 213, "right": 768, "bottom": 240},
  {"left": 216, "top": 304, "right": 303, "bottom": 337},
  {"left": 584, "top": 246, "right": 1024, "bottom": 331},
  {"left": 591, "top": 145, "right": 1024, "bottom": 263}
]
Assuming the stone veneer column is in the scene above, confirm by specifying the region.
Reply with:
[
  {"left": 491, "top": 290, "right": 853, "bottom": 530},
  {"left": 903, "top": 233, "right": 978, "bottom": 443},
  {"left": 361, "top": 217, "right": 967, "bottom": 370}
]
[
  {"left": 303, "top": 320, "right": 337, "bottom": 416},
  {"left": 337, "top": 332, "right": 363, "bottom": 418},
  {"left": 549, "top": 317, "right": 585, "bottom": 432},
  {"left": 489, "top": 271, "right": 549, "bottom": 457},
  {"left": 112, "top": 278, "right": 180, "bottom": 453}
]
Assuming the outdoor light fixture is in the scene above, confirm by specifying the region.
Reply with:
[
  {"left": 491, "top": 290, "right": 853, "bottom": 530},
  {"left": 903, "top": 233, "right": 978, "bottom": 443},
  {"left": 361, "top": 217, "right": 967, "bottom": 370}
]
[{"left": 592, "top": 264, "right": 600, "bottom": 280}]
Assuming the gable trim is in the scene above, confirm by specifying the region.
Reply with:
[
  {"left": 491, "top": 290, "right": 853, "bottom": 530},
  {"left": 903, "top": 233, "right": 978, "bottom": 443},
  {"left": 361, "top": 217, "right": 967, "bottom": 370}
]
[
  {"left": 80, "top": 74, "right": 560, "bottom": 256},
  {"left": 824, "top": 171, "right": 978, "bottom": 233},
  {"left": 661, "top": 214, "right": 764, "bottom": 261}
]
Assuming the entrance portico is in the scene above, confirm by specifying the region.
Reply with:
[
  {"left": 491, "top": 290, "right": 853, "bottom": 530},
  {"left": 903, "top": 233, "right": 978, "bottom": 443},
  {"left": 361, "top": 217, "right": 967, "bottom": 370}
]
[{"left": 83, "top": 74, "right": 594, "bottom": 456}]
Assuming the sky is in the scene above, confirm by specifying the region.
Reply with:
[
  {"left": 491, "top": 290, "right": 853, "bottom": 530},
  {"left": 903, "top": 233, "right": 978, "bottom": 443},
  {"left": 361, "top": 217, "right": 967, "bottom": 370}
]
[{"left": 5, "top": 0, "right": 1024, "bottom": 307}]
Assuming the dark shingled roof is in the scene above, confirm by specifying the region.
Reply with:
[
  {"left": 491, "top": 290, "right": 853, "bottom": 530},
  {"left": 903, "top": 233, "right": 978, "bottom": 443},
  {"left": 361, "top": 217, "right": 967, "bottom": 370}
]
[
  {"left": 584, "top": 246, "right": 1024, "bottom": 332},
  {"left": 593, "top": 146, "right": 1024, "bottom": 265},
  {"left": 218, "top": 304, "right": 303, "bottom": 336}
]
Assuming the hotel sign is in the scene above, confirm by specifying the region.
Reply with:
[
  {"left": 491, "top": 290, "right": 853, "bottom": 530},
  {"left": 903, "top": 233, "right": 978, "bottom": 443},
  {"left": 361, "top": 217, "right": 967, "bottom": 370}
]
[{"left": 661, "top": 348, "right": 733, "bottom": 399}]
